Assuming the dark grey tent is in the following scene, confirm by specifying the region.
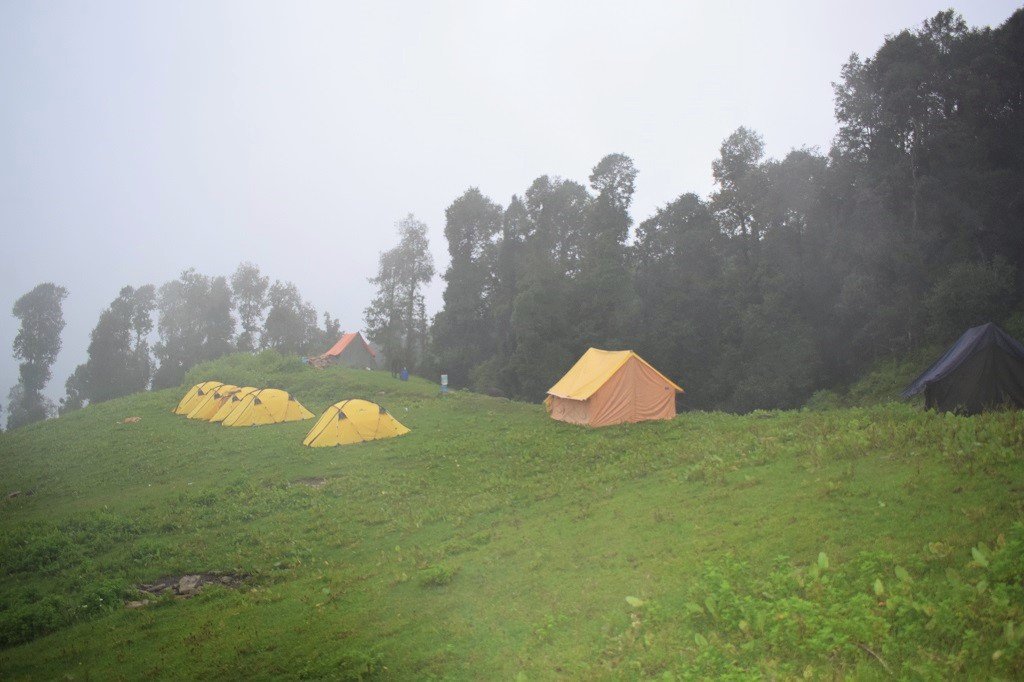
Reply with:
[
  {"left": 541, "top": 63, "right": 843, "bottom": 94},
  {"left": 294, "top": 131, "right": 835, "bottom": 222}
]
[{"left": 902, "top": 323, "right": 1024, "bottom": 414}]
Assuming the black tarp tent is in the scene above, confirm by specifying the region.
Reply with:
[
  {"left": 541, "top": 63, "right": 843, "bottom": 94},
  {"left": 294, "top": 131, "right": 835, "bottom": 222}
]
[{"left": 902, "top": 323, "right": 1024, "bottom": 414}]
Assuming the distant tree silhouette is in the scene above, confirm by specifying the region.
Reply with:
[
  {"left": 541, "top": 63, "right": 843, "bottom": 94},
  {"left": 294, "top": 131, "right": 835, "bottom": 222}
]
[
  {"left": 365, "top": 215, "right": 435, "bottom": 374},
  {"left": 261, "top": 280, "right": 320, "bottom": 355},
  {"left": 61, "top": 285, "right": 155, "bottom": 411},
  {"left": 7, "top": 282, "right": 67, "bottom": 429},
  {"left": 152, "top": 270, "right": 235, "bottom": 389},
  {"left": 231, "top": 262, "right": 270, "bottom": 352}
]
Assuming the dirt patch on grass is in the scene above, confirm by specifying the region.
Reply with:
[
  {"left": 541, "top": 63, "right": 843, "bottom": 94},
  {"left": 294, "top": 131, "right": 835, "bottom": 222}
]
[
  {"left": 292, "top": 476, "right": 328, "bottom": 489},
  {"left": 135, "top": 571, "right": 249, "bottom": 600}
]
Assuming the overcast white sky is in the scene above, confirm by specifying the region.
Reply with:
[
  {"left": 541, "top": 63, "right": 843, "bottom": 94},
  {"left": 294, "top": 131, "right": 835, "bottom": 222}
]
[{"left": 1, "top": 0, "right": 1021, "bottom": 408}]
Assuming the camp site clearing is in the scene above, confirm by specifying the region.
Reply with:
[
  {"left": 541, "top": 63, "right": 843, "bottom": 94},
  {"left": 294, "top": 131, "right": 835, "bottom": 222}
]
[{"left": 1, "top": 352, "right": 1022, "bottom": 679}]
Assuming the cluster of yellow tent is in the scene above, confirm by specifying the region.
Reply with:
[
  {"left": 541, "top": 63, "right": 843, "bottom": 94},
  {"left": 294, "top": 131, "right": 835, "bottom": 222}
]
[
  {"left": 173, "top": 381, "right": 409, "bottom": 446},
  {"left": 174, "top": 382, "right": 313, "bottom": 426}
]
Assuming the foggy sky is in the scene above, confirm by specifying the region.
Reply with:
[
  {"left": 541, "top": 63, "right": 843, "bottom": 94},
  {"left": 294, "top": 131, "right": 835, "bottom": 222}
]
[{"left": 1, "top": 0, "right": 1020, "bottom": 409}]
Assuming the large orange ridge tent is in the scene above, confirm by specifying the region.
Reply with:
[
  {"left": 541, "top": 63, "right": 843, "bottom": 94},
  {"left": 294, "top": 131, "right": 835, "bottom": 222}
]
[{"left": 545, "top": 348, "right": 683, "bottom": 427}]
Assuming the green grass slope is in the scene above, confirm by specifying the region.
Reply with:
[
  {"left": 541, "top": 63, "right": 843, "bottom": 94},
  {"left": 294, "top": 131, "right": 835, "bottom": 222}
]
[{"left": 2, "top": 352, "right": 1022, "bottom": 679}]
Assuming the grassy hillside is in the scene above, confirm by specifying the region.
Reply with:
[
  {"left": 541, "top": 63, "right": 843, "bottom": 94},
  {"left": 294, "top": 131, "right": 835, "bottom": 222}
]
[{"left": 1, "top": 352, "right": 1022, "bottom": 679}]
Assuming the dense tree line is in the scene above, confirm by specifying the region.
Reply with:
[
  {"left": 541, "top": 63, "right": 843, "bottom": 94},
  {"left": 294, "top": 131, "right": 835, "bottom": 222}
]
[
  {"left": 425, "top": 10, "right": 1024, "bottom": 411},
  {"left": 4, "top": 263, "right": 342, "bottom": 428},
  {"left": 8, "top": 9, "right": 1022, "bottom": 428}
]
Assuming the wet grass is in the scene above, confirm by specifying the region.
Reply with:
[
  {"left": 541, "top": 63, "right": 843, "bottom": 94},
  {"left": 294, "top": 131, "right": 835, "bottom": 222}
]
[{"left": 1, "top": 352, "right": 1022, "bottom": 679}]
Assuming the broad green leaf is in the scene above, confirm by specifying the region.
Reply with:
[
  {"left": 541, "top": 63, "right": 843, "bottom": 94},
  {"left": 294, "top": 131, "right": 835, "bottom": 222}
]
[
  {"left": 873, "top": 578, "right": 885, "bottom": 596},
  {"left": 971, "top": 547, "right": 989, "bottom": 567},
  {"left": 694, "top": 632, "right": 708, "bottom": 648},
  {"left": 817, "top": 552, "right": 829, "bottom": 570},
  {"left": 625, "top": 596, "right": 645, "bottom": 608},
  {"left": 894, "top": 565, "right": 911, "bottom": 583}
]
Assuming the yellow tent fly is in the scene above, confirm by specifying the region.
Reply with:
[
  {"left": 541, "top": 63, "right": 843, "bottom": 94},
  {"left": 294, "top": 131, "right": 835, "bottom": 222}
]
[
  {"left": 186, "top": 384, "right": 240, "bottom": 421},
  {"left": 173, "top": 381, "right": 223, "bottom": 415},
  {"left": 220, "top": 388, "right": 314, "bottom": 427},
  {"left": 545, "top": 348, "right": 683, "bottom": 427},
  {"left": 210, "top": 386, "right": 259, "bottom": 423},
  {"left": 303, "top": 399, "right": 410, "bottom": 447}
]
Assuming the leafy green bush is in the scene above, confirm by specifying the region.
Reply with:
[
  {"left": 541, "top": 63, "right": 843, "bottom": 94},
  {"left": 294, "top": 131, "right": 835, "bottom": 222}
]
[
  {"left": 419, "top": 564, "right": 458, "bottom": 587},
  {"left": 671, "top": 524, "right": 1024, "bottom": 677},
  {"left": 804, "top": 389, "right": 843, "bottom": 411},
  {"left": 684, "top": 455, "right": 728, "bottom": 483}
]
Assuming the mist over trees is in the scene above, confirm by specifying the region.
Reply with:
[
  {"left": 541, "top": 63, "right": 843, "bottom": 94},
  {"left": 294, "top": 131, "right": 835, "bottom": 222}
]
[
  {"left": 6, "top": 283, "right": 68, "bottom": 429},
  {"left": 231, "top": 262, "right": 270, "bottom": 353},
  {"left": 7, "top": 8, "right": 1022, "bottom": 427},
  {"left": 150, "top": 270, "right": 235, "bottom": 390},
  {"left": 364, "top": 215, "right": 435, "bottom": 374},
  {"left": 261, "top": 280, "right": 321, "bottom": 355},
  {"left": 426, "top": 9, "right": 1024, "bottom": 410},
  {"left": 60, "top": 285, "right": 156, "bottom": 412},
  {"left": 3, "top": 263, "right": 343, "bottom": 425}
]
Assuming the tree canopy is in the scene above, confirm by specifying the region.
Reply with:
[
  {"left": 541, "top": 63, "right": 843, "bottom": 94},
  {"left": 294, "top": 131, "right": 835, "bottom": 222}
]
[
  {"left": 427, "top": 9, "right": 1024, "bottom": 410},
  {"left": 7, "top": 282, "right": 67, "bottom": 429}
]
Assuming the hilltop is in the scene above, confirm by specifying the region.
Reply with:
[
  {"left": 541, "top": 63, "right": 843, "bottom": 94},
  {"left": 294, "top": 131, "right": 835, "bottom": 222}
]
[{"left": 1, "top": 352, "right": 1022, "bottom": 679}]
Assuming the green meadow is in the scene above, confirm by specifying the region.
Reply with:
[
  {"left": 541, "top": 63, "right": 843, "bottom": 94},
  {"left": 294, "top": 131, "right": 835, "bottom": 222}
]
[{"left": 1, "top": 352, "right": 1022, "bottom": 679}]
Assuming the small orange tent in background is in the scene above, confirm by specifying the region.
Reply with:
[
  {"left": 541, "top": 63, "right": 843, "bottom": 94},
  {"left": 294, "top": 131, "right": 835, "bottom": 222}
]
[
  {"left": 309, "top": 332, "right": 377, "bottom": 369},
  {"left": 545, "top": 349, "right": 683, "bottom": 427}
]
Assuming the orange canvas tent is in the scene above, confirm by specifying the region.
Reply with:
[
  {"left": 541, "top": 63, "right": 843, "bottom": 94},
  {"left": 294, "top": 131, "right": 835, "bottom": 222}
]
[
  {"left": 545, "top": 348, "right": 683, "bottom": 427},
  {"left": 309, "top": 332, "right": 377, "bottom": 369}
]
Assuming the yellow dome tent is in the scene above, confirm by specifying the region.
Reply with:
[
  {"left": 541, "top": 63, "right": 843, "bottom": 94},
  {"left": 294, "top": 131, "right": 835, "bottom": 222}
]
[
  {"left": 220, "top": 388, "right": 314, "bottom": 427},
  {"left": 210, "top": 386, "right": 260, "bottom": 423},
  {"left": 186, "top": 384, "right": 240, "bottom": 421},
  {"left": 303, "top": 399, "right": 410, "bottom": 447},
  {"left": 173, "top": 381, "right": 223, "bottom": 415}
]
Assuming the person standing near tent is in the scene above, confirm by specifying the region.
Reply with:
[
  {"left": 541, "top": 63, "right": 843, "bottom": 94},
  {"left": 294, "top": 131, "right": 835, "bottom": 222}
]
[{"left": 400, "top": 367, "right": 409, "bottom": 382}]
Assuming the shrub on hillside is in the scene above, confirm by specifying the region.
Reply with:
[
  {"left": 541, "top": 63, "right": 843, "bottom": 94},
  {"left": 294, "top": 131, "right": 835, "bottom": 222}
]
[{"left": 670, "top": 525, "right": 1024, "bottom": 677}]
